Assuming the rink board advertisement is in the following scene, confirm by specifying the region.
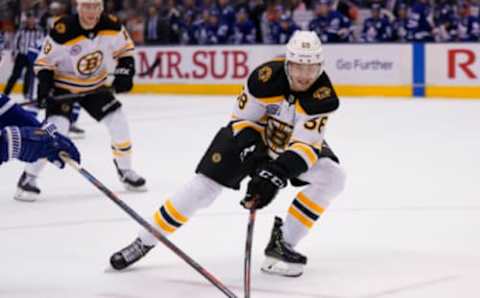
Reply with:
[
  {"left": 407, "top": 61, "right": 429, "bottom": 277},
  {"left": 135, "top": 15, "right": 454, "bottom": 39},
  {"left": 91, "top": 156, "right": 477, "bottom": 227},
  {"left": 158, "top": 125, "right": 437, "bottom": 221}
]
[
  {"left": 132, "top": 44, "right": 412, "bottom": 96},
  {"left": 1, "top": 43, "right": 478, "bottom": 98},
  {"left": 425, "top": 43, "right": 480, "bottom": 98}
]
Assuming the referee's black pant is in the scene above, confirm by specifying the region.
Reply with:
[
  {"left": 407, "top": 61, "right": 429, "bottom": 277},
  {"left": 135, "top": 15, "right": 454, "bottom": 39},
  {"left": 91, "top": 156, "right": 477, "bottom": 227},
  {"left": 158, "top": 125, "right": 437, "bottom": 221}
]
[{"left": 3, "top": 54, "right": 34, "bottom": 97}]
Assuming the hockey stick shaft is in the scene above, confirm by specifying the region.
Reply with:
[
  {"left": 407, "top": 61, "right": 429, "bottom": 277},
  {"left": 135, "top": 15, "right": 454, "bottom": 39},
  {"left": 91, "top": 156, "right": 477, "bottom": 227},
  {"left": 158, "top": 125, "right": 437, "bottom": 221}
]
[
  {"left": 243, "top": 209, "right": 256, "bottom": 298},
  {"left": 19, "top": 87, "right": 114, "bottom": 107},
  {"left": 59, "top": 153, "right": 238, "bottom": 298}
]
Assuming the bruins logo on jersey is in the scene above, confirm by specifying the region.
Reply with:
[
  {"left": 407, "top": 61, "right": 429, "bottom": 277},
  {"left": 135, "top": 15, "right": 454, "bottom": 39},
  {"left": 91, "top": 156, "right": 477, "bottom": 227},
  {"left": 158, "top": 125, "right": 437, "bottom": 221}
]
[
  {"left": 211, "top": 153, "right": 222, "bottom": 163},
  {"left": 54, "top": 22, "right": 66, "bottom": 34},
  {"left": 258, "top": 66, "right": 272, "bottom": 83},
  {"left": 313, "top": 87, "right": 332, "bottom": 100},
  {"left": 77, "top": 51, "right": 104, "bottom": 76},
  {"left": 61, "top": 104, "right": 71, "bottom": 113}
]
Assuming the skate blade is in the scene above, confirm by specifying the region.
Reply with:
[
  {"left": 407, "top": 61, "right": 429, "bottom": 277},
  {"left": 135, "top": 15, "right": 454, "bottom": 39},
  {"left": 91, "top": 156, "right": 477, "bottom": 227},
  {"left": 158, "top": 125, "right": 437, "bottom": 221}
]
[
  {"left": 69, "top": 133, "right": 86, "bottom": 140},
  {"left": 14, "top": 189, "right": 40, "bottom": 202},
  {"left": 124, "top": 184, "right": 148, "bottom": 193},
  {"left": 260, "top": 257, "right": 304, "bottom": 277}
]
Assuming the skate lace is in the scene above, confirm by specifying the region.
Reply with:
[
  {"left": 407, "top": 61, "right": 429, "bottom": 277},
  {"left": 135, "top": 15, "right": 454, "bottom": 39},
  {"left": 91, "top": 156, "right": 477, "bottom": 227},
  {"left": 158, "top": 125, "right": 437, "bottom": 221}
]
[{"left": 274, "top": 229, "right": 300, "bottom": 256}]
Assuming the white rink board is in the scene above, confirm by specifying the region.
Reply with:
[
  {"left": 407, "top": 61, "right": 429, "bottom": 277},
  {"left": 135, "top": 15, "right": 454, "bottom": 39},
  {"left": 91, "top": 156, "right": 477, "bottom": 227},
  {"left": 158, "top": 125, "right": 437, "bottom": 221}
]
[{"left": 322, "top": 43, "right": 412, "bottom": 85}]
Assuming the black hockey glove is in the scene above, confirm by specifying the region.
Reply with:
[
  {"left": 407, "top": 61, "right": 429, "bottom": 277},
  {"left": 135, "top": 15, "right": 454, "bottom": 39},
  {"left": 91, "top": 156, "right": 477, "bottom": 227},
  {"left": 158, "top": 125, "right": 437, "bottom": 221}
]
[
  {"left": 241, "top": 163, "right": 287, "bottom": 210},
  {"left": 36, "top": 70, "right": 54, "bottom": 109},
  {"left": 113, "top": 57, "right": 135, "bottom": 93}
]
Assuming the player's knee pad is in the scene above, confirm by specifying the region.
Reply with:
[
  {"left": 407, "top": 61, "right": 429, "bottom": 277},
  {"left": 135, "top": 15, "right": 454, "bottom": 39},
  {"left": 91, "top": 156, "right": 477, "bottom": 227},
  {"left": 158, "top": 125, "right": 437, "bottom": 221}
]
[
  {"left": 196, "top": 126, "right": 267, "bottom": 190},
  {"left": 102, "top": 108, "right": 130, "bottom": 142},
  {"left": 185, "top": 174, "right": 223, "bottom": 209},
  {"left": 301, "top": 159, "right": 346, "bottom": 205},
  {"left": 299, "top": 158, "right": 346, "bottom": 208}
]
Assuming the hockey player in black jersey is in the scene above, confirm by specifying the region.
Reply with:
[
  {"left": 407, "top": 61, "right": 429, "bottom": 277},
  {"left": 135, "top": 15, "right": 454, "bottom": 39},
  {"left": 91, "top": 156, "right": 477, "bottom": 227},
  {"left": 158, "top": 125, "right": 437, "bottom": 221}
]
[{"left": 111, "top": 31, "right": 346, "bottom": 277}]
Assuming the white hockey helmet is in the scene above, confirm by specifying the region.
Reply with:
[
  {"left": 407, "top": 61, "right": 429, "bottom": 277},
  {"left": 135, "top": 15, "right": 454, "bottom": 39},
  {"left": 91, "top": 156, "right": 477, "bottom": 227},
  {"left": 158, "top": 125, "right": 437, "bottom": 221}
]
[
  {"left": 285, "top": 31, "right": 325, "bottom": 91},
  {"left": 286, "top": 30, "right": 324, "bottom": 66}
]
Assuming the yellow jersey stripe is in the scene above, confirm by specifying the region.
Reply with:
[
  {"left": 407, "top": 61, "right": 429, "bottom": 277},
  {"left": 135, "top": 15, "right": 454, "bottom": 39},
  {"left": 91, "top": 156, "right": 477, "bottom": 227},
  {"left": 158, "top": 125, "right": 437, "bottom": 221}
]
[
  {"left": 55, "top": 70, "right": 108, "bottom": 84},
  {"left": 288, "top": 205, "right": 314, "bottom": 229},
  {"left": 34, "top": 64, "right": 55, "bottom": 71},
  {"left": 154, "top": 210, "right": 176, "bottom": 233},
  {"left": 64, "top": 35, "right": 88, "bottom": 46},
  {"left": 115, "top": 49, "right": 135, "bottom": 59},
  {"left": 98, "top": 30, "right": 119, "bottom": 36},
  {"left": 113, "top": 43, "right": 135, "bottom": 56},
  {"left": 295, "top": 101, "right": 307, "bottom": 115},
  {"left": 297, "top": 192, "right": 325, "bottom": 215},
  {"left": 165, "top": 200, "right": 188, "bottom": 224},
  {"left": 272, "top": 57, "right": 286, "bottom": 62},
  {"left": 290, "top": 137, "right": 322, "bottom": 151},
  {"left": 53, "top": 82, "right": 105, "bottom": 94},
  {"left": 289, "top": 142, "right": 318, "bottom": 167},
  {"left": 113, "top": 47, "right": 135, "bottom": 58},
  {"left": 35, "top": 58, "right": 50, "bottom": 65},
  {"left": 232, "top": 120, "right": 264, "bottom": 135}
]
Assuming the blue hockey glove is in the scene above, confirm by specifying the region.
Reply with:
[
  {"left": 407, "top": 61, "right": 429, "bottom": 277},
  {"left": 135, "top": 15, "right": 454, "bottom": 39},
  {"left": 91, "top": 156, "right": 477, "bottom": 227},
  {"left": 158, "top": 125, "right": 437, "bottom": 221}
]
[{"left": 0, "top": 126, "right": 80, "bottom": 168}]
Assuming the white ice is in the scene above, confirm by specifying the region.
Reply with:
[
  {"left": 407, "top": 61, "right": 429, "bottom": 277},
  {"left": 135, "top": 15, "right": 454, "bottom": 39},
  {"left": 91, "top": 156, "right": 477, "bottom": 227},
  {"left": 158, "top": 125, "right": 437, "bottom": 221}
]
[{"left": 1, "top": 94, "right": 479, "bottom": 298}]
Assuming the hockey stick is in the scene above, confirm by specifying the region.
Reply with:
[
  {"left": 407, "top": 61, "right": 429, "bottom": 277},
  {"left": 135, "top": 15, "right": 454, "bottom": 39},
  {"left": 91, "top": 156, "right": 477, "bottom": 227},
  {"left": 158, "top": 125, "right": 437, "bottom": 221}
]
[
  {"left": 243, "top": 209, "right": 256, "bottom": 298},
  {"left": 138, "top": 58, "right": 160, "bottom": 77},
  {"left": 59, "top": 153, "right": 238, "bottom": 298},
  {"left": 19, "top": 87, "right": 114, "bottom": 107}
]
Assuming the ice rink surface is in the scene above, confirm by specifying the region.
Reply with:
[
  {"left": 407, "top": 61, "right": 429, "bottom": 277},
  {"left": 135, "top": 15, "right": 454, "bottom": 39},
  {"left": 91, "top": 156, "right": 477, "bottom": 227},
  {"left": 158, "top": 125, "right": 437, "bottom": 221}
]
[{"left": 1, "top": 94, "right": 479, "bottom": 298}]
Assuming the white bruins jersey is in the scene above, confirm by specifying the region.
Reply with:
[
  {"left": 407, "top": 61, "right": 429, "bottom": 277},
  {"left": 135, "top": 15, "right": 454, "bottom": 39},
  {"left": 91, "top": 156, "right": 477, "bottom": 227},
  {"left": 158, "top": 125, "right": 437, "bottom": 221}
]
[
  {"left": 34, "top": 14, "right": 134, "bottom": 93},
  {"left": 231, "top": 59, "right": 339, "bottom": 170}
]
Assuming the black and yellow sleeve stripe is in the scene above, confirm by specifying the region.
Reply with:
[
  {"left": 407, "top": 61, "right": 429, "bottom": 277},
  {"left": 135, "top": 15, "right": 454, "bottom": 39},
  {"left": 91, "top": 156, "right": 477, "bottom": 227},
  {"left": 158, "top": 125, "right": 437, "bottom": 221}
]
[
  {"left": 113, "top": 42, "right": 135, "bottom": 59},
  {"left": 231, "top": 120, "right": 265, "bottom": 136},
  {"left": 288, "top": 192, "right": 325, "bottom": 229},
  {"left": 153, "top": 199, "right": 188, "bottom": 234},
  {"left": 34, "top": 58, "right": 55, "bottom": 71},
  {"left": 287, "top": 141, "right": 321, "bottom": 168}
]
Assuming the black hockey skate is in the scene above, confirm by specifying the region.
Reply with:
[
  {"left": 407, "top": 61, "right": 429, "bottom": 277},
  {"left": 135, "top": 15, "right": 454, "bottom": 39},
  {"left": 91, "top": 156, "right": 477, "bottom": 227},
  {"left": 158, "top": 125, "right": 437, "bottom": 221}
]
[
  {"left": 110, "top": 238, "right": 154, "bottom": 270},
  {"left": 261, "top": 217, "right": 307, "bottom": 277},
  {"left": 14, "top": 172, "right": 41, "bottom": 202},
  {"left": 113, "top": 160, "right": 147, "bottom": 192}
]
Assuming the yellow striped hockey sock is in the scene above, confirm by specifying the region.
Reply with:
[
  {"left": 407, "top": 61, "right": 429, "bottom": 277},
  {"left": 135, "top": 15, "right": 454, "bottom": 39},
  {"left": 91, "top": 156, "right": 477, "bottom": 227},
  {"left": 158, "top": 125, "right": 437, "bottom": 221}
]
[{"left": 283, "top": 192, "right": 326, "bottom": 246}]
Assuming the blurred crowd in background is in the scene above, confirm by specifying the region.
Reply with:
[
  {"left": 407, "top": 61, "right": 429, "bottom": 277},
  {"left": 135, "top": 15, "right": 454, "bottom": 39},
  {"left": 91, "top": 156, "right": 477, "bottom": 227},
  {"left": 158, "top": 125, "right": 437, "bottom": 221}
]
[{"left": 0, "top": 0, "right": 479, "bottom": 50}]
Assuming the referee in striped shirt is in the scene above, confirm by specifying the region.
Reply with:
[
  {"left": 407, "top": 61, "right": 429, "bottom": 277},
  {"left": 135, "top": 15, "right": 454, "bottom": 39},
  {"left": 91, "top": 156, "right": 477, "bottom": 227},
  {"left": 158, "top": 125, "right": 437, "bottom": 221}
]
[{"left": 2, "top": 12, "right": 45, "bottom": 99}]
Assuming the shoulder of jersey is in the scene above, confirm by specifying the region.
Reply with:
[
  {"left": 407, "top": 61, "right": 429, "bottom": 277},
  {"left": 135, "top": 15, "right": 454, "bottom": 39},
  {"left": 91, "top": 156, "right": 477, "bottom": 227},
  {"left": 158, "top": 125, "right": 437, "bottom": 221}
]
[
  {"left": 297, "top": 72, "right": 339, "bottom": 115},
  {"left": 49, "top": 14, "right": 122, "bottom": 44},
  {"left": 247, "top": 59, "right": 288, "bottom": 99},
  {"left": 96, "top": 14, "right": 123, "bottom": 31},
  {"left": 49, "top": 15, "right": 81, "bottom": 44}
]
